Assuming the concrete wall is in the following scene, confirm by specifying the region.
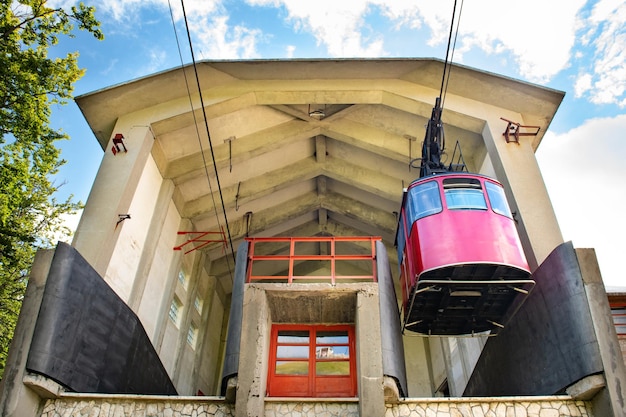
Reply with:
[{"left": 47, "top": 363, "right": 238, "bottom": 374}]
[
  {"left": 235, "top": 284, "right": 387, "bottom": 416},
  {"left": 136, "top": 198, "right": 180, "bottom": 338},
  {"left": 402, "top": 337, "right": 433, "bottom": 397},
  {"left": 197, "top": 284, "right": 228, "bottom": 395},
  {"left": 71, "top": 126, "right": 231, "bottom": 397}
]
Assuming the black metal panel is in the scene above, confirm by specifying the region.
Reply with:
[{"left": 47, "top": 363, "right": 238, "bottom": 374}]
[
  {"left": 220, "top": 241, "right": 248, "bottom": 395},
  {"left": 464, "top": 241, "right": 603, "bottom": 396},
  {"left": 26, "top": 242, "right": 177, "bottom": 395},
  {"left": 377, "top": 242, "right": 408, "bottom": 397}
]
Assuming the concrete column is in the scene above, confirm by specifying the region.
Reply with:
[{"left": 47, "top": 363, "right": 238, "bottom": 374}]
[
  {"left": 0, "top": 250, "right": 54, "bottom": 417},
  {"left": 128, "top": 178, "right": 175, "bottom": 311},
  {"left": 402, "top": 336, "right": 434, "bottom": 396},
  {"left": 72, "top": 124, "right": 154, "bottom": 276},
  {"left": 482, "top": 118, "right": 563, "bottom": 269},
  {"left": 577, "top": 248, "right": 626, "bottom": 417},
  {"left": 355, "top": 287, "right": 385, "bottom": 416},
  {"left": 236, "top": 285, "right": 270, "bottom": 417}
]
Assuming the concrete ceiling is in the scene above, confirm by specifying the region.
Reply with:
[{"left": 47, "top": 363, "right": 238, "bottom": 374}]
[{"left": 76, "top": 59, "right": 564, "bottom": 288}]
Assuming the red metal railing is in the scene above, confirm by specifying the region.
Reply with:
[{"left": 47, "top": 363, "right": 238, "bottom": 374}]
[{"left": 246, "top": 236, "right": 381, "bottom": 284}]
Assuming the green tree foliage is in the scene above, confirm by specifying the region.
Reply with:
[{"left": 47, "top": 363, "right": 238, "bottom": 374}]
[{"left": 0, "top": 0, "right": 103, "bottom": 378}]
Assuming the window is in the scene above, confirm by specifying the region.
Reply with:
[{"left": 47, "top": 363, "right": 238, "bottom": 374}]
[
  {"left": 187, "top": 322, "right": 198, "bottom": 348},
  {"left": 178, "top": 270, "right": 188, "bottom": 289},
  {"left": 407, "top": 181, "right": 442, "bottom": 222},
  {"left": 612, "top": 307, "right": 626, "bottom": 336},
  {"left": 169, "top": 297, "right": 182, "bottom": 327},
  {"left": 194, "top": 295, "right": 203, "bottom": 313},
  {"left": 443, "top": 178, "right": 487, "bottom": 210},
  {"left": 396, "top": 212, "right": 406, "bottom": 265},
  {"left": 267, "top": 324, "right": 356, "bottom": 397},
  {"left": 485, "top": 181, "right": 512, "bottom": 218}
]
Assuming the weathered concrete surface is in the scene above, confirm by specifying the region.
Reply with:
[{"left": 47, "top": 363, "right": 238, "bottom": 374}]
[
  {"left": 236, "top": 285, "right": 271, "bottom": 416},
  {"left": 577, "top": 248, "right": 626, "bottom": 417},
  {"left": 0, "top": 249, "right": 54, "bottom": 417},
  {"left": 356, "top": 286, "right": 385, "bottom": 417}
]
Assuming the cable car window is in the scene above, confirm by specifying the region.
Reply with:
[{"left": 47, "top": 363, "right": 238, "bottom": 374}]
[
  {"left": 408, "top": 181, "right": 442, "bottom": 221},
  {"left": 396, "top": 213, "right": 406, "bottom": 263},
  {"left": 485, "top": 181, "right": 512, "bottom": 218},
  {"left": 443, "top": 178, "right": 487, "bottom": 210}
]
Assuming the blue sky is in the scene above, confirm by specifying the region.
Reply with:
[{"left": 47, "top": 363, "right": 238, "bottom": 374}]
[{"left": 47, "top": 0, "right": 625, "bottom": 288}]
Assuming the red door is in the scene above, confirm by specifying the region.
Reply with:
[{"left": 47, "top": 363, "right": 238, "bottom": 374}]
[{"left": 267, "top": 324, "right": 357, "bottom": 397}]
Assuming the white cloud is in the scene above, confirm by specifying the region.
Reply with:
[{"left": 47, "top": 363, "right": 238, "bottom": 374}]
[
  {"left": 248, "top": 0, "right": 387, "bottom": 57},
  {"left": 574, "top": 0, "right": 626, "bottom": 106},
  {"left": 536, "top": 114, "right": 626, "bottom": 287},
  {"left": 574, "top": 73, "right": 593, "bottom": 97},
  {"left": 96, "top": 0, "right": 262, "bottom": 59},
  {"left": 188, "top": 15, "right": 263, "bottom": 59}
]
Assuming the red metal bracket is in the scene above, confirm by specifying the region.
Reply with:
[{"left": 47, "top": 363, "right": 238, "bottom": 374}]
[
  {"left": 112, "top": 133, "right": 127, "bottom": 155},
  {"left": 500, "top": 118, "right": 540, "bottom": 143},
  {"left": 173, "top": 228, "right": 227, "bottom": 254}
]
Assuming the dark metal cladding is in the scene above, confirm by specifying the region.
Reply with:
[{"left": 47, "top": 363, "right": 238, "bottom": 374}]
[
  {"left": 220, "top": 241, "right": 248, "bottom": 395},
  {"left": 376, "top": 241, "right": 408, "bottom": 397},
  {"left": 25, "top": 242, "right": 177, "bottom": 395},
  {"left": 464, "top": 241, "right": 604, "bottom": 396}
]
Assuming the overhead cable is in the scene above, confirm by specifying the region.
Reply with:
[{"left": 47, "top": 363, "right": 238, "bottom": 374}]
[{"left": 168, "top": 0, "right": 237, "bottom": 277}]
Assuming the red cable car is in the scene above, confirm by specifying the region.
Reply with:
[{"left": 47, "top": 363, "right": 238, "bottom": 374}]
[{"left": 396, "top": 98, "right": 534, "bottom": 335}]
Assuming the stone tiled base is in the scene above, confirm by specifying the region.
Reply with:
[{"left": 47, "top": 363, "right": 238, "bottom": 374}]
[
  {"left": 42, "top": 394, "right": 591, "bottom": 417},
  {"left": 41, "top": 395, "right": 234, "bottom": 417},
  {"left": 265, "top": 400, "right": 359, "bottom": 417},
  {"left": 385, "top": 397, "right": 591, "bottom": 417}
]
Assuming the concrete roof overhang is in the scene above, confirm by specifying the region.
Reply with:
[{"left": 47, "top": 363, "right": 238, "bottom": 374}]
[{"left": 75, "top": 58, "right": 564, "bottom": 284}]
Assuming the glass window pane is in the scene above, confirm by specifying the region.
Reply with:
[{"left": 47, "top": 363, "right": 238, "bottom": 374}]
[
  {"left": 277, "top": 345, "right": 309, "bottom": 359},
  {"left": 485, "top": 181, "right": 512, "bottom": 217},
  {"left": 278, "top": 330, "right": 309, "bottom": 344},
  {"left": 276, "top": 361, "right": 309, "bottom": 375},
  {"left": 445, "top": 189, "right": 487, "bottom": 210},
  {"left": 316, "top": 331, "right": 348, "bottom": 344},
  {"left": 316, "top": 361, "right": 350, "bottom": 375},
  {"left": 408, "top": 181, "right": 442, "bottom": 221},
  {"left": 316, "top": 345, "right": 349, "bottom": 358},
  {"left": 396, "top": 213, "right": 406, "bottom": 262}
]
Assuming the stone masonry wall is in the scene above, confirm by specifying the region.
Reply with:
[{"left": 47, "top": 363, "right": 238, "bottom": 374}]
[
  {"left": 42, "top": 394, "right": 591, "bottom": 417},
  {"left": 385, "top": 397, "right": 591, "bottom": 417},
  {"left": 41, "top": 395, "right": 234, "bottom": 417}
]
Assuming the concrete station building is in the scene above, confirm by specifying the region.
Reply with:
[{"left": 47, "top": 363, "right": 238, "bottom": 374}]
[{"left": 1, "top": 58, "right": 625, "bottom": 417}]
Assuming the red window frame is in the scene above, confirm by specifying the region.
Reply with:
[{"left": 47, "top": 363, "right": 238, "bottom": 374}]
[
  {"left": 267, "top": 324, "right": 357, "bottom": 397},
  {"left": 611, "top": 301, "right": 626, "bottom": 336}
]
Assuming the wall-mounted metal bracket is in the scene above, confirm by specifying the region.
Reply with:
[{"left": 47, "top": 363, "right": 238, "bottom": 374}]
[
  {"left": 111, "top": 133, "right": 127, "bottom": 155},
  {"left": 173, "top": 228, "right": 227, "bottom": 254},
  {"left": 404, "top": 134, "right": 417, "bottom": 172},
  {"left": 115, "top": 214, "right": 131, "bottom": 229},
  {"left": 500, "top": 118, "right": 540, "bottom": 143},
  {"left": 224, "top": 136, "right": 236, "bottom": 172}
]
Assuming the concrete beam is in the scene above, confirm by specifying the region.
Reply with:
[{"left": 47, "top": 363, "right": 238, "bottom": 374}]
[{"left": 162, "top": 119, "right": 319, "bottom": 178}]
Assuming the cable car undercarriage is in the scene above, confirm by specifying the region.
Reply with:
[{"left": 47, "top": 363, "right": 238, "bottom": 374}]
[{"left": 403, "top": 264, "right": 535, "bottom": 335}]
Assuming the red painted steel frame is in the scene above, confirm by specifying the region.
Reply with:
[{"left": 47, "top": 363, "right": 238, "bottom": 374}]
[{"left": 246, "top": 236, "right": 381, "bottom": 284}]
